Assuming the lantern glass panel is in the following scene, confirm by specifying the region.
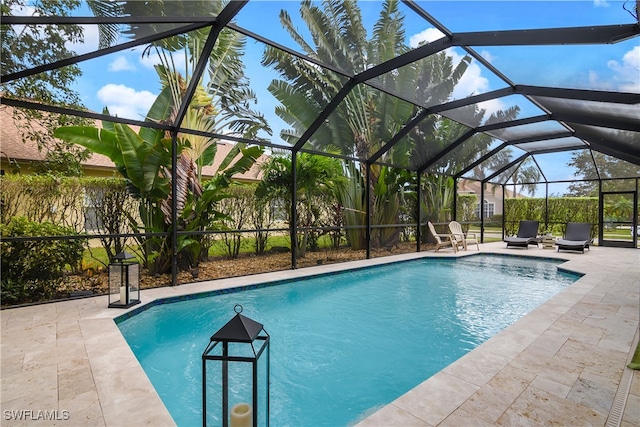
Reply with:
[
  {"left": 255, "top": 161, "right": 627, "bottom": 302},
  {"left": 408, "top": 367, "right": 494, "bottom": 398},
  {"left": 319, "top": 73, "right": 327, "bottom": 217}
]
[
  {"left": 108, "top": 263, "right": 124, "bottom": 303},
  {"left": 228, "top": 361, "right": 254, "bottom": 419},
  {"left": 257, "top": 346, "right": 269, "bottom": 426},
  {"left": 203, "top": 336, "right": 269, "bottom": 427},
  {"left": 203, "top": 358, "right": 223, "bottom": 426},
  {"left": 129, "top": 262, "right": 139, "bottom": 301},
  {"left": 203, "top": 354, "right": 255, "bottom": 426}
]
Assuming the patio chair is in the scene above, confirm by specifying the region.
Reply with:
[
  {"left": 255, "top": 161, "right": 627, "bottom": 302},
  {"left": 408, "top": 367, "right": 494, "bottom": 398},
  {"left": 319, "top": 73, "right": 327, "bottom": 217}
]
[
  {"left": 427, "top": 221, "right": 456, "bottom": 253},
  {"left": 448, "top": 221, "right": 479, "bottom": 251},
  {"left": 503, "top": 220, "right": 541, "bottom": 249},
  {"left": 555, "top": 222, "right": 593, "bottom": 253}
]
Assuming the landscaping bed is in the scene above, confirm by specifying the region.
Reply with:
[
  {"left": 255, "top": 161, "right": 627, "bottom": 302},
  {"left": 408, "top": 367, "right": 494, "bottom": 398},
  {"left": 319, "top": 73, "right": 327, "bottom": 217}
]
[{"left": 4, "top": 242, "right": 434, "bottom": 307}]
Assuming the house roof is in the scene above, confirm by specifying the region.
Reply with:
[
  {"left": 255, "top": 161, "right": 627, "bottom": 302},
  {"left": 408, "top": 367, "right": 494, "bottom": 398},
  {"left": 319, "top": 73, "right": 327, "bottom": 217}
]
[
  {"left": 458, "top": 179, "right": 519, "bottom": 199},
  {"left": 0, "top": 106, "right": 266, "bottom": 181}
]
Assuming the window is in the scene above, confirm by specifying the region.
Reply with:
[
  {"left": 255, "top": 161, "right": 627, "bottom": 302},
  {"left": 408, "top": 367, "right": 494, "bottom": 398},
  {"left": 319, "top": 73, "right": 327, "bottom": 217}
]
[
  {"left": 475, "top": 199, "right": 495, "bottom": 219},
  {"left": 84, "top": 191, "right": 103, "bottom": 233}
]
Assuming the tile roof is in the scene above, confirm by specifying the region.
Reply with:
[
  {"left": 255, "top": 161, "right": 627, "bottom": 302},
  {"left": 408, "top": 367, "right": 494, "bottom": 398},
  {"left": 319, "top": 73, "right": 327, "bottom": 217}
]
[{"left": 0, "top": 106, "right": 266, "bottom": 180}]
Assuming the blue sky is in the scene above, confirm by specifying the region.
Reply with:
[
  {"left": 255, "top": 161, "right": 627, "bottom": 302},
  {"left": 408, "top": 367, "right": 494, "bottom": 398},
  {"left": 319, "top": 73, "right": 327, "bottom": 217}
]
[
  {"left": 62, "top": 1, "right": 639, "bottom": 121},
  {"left": 12, "top": 1, "right": 640, "bottom": 194}
]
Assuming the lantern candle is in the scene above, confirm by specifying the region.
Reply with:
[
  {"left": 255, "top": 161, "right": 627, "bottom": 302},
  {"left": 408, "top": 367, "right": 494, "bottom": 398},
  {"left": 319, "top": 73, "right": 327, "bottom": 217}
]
[
  {"left": 120, "top": 286, "right": 127, "bottom": 304},
  {"left": 230, "top": 402, "right": 252, "bottom": 427}
]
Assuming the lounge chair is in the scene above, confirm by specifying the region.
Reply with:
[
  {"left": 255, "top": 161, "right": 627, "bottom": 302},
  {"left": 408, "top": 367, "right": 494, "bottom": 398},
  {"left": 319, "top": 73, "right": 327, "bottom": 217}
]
[
  {"left": 555, "top": 222, "right": 593, "bottom": 253},
  {"left": 448, "top": 221, "right": 479, "bottom": 251},
  {"left": 427, "top": 221, "right": 456, "bottom": 253},
  {"left": 504, "top": 220, "right": 541, "bottom": 249}
]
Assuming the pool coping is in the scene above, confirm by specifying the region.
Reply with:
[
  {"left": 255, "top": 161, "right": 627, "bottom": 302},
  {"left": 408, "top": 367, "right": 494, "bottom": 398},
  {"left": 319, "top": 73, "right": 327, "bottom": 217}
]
[{"left": 1, "top": 243, "right": 638, "bottom": 426}]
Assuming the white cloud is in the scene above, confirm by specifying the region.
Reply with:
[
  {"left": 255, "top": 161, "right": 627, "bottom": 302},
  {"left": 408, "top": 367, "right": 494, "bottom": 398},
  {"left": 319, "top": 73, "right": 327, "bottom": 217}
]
[
  {"left": 593, "top": 0, "right": 610, "bottom": 7},
  {"left": 10, "top": 3, "right": 34, "bottom": 16},
  {"left": 108, "top": 56, "right": 136, "bottom": 72},
  {"left": 410, "top": 27, "right": 491, "bottom": 99},
  {"left": 588, "top": 70, "right": 608, "bottom": 89},
  {"left": 447, "top": 49, "right": 490, "bottom": 98},
  {"left": 589, "top": 46, "right": 640, "bottom": 92},
  {"left": 409, "top": 28, "right": 446, "bottom": 48},
  {"left": 607, "top": 46, "right": 640, "bottom": 92},
  {"left": 66, "top": 25, "right": 100, "bottom": 56},
  {"left": 476, "top": 98, "right": 507, "bottom": 121},
  {"left": 480, "top": 50, "right": 496, "bottom": 64},
  {"left": 409, "top": 27, "right": 505, "bottom": 121},
  {"left": 139, "top": 49, "right": 162, "bottom": 69},
  {"left": 96, "top": 84, "right": 157, "bottom": 119},
  {"left": 452, "top": 54, "right": 506, "bottom": 120},
  {"left": 137, "top": 47, "right": 187, "bottom": 74}
]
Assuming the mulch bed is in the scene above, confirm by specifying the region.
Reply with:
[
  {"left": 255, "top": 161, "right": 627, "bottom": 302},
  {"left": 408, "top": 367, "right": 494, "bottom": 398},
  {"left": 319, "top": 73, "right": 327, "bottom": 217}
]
[{"left": 62, "top": 241, "right": 435, "bottom": 296}]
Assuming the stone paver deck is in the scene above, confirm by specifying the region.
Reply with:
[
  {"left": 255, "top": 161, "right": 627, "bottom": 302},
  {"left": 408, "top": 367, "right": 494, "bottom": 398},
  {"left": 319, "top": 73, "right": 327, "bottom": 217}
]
[{"left": 1, "top": 243, "right": 638, "bottom": 426}]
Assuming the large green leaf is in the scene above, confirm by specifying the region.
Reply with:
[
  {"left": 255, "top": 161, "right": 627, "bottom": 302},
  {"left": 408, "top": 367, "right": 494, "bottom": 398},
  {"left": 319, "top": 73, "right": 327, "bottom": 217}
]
[
  {"left": 53, "top": 126, "right": 123, "bottom": 165},
  {"left": 217, "top": 143, "right": 242, "bottom": 173},
  {"left": 114, "top": 123, "right": 147, "bottom": 192},
  {"left": 144, "top": 142, "right": 172, "bottom": 197},
  {"left": 146, "top": 83, "right": 174, "bottom": 123},
  {"left": 218, "top": 144, "right": 264, "bottom": 180},
  {"left": 100, "top": 107, "right": 117, "bottom": 133},
  {"left": 199, "top": 141, "right": 218, "bottom": 167}
]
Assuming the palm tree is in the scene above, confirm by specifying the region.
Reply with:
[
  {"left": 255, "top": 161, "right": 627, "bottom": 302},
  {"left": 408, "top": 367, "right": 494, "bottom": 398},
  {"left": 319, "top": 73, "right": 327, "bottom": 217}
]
[
  {"left": 510, "top": 158, "right": 541, "bottom": 198},
  {"left": 256, "top": 152, "right": 345, "bottom": 257},
  {"left": 54, "top": 30, "right": 269, "bottom": 273},
  {"left": 610, "top": 196, "right": 634, "bottom": 221},
  {"left": 87, "top": 0, "right": 271, "bottom": 186},
  {"left": 263, "top": 0, "right": 473, "bottom": 248},
  {"left": 76, "top": 0, "right": 271, "bottom": 272},
  {"left": 416, "top": 105, "right": 520, "bottom": 237},
  {"left": 54, "top": 106, "right": 173, "bottom": 273}
]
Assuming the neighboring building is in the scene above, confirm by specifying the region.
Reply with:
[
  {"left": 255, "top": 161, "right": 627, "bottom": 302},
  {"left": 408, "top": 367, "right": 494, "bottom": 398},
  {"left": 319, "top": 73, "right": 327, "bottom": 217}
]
[
  {"left": 1, "top": 106, "right": 268, "bottom": 233},
  {"left": 458, "top": 179, "right": 520, "bottom": 219},
  {"left": 0, "top": 106, "right": 266, "bottom": 181}
]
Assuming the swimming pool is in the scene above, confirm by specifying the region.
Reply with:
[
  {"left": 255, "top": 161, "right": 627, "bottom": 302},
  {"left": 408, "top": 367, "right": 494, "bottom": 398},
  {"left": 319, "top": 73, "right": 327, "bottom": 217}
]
[{"left": 117, "top": 254, "right": 580, "bottom": 426}]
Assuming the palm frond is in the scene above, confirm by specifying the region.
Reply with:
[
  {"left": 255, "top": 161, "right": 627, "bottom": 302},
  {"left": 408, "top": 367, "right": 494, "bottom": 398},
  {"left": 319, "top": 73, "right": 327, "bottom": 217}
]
[
  {"left": 371, "top": 0, "right": 406, "bottom": 64},
  {"left": 86, "top": 0, "right": 123, "bottom": 49},
  {"left": 278, "top": 9, "right": 318, "bottom": 57}
]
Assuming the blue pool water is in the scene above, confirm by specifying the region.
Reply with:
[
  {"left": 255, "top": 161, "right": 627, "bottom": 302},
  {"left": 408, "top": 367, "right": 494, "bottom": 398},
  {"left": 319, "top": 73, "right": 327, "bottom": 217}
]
[{"left": 117, "top": 255, "right": 580, "bottom": 426}]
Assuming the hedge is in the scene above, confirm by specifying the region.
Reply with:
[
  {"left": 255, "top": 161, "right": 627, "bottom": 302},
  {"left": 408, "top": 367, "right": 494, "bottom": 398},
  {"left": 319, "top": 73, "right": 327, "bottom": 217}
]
[{"left": 504, "top": 197, "right": 598, "bottom": 236}]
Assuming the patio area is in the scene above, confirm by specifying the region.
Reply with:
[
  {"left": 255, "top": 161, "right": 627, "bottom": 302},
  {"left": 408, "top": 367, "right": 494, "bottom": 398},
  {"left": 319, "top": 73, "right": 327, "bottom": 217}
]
[{"left": 1, "top": 242, "right": 638, "bottom": 426}]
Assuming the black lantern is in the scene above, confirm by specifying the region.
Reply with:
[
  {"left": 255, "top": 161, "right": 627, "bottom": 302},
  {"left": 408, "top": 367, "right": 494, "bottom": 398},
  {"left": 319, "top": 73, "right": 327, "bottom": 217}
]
[
  {"left": 108, "top": 251, "right": 140, "bottom": 308},
  {"left": 203, "top": 305, "right": 270, "bottom": 427}
]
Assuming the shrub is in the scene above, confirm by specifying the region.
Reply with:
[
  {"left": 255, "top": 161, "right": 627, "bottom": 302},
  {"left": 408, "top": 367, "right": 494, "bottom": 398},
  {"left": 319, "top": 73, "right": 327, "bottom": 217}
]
[
  {"left": 0, "top": 277, "right": 64, "bottom": 306},
  {"left": 218, "top": 185, "right": 254, "bottom": 258},
  {"left": 83, "top": 177, "right": 135, "bottom": 264},
  {"left": 0, "top": 174, "right": 137, "bottom": 267},
  {"left": 456, "top": 194, "right": 477, "bottom": 232},
  {"left": 0, "top": 174, "right": 85, "bottom": 230},
  {"left": 0, "top": 216, "right": 86, "bottom": 283},
  {"left": 504, "top": 197, "right": 598, "bottom": 236}
]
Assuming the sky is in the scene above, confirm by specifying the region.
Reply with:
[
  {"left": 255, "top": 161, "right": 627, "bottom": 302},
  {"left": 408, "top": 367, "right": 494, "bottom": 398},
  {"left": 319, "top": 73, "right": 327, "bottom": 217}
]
[{"left": 11, "top": 0, "right": 640, "bottom": 195}]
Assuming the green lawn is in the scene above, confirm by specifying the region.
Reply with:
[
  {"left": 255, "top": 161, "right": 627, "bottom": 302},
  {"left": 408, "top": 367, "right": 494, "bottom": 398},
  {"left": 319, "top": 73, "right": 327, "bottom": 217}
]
[
  {"left": 81, "top": 234, "right": 342, "bottom": 270},
  {"left": 80, "top": 226, "right": 639, "bottom": 269}
]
